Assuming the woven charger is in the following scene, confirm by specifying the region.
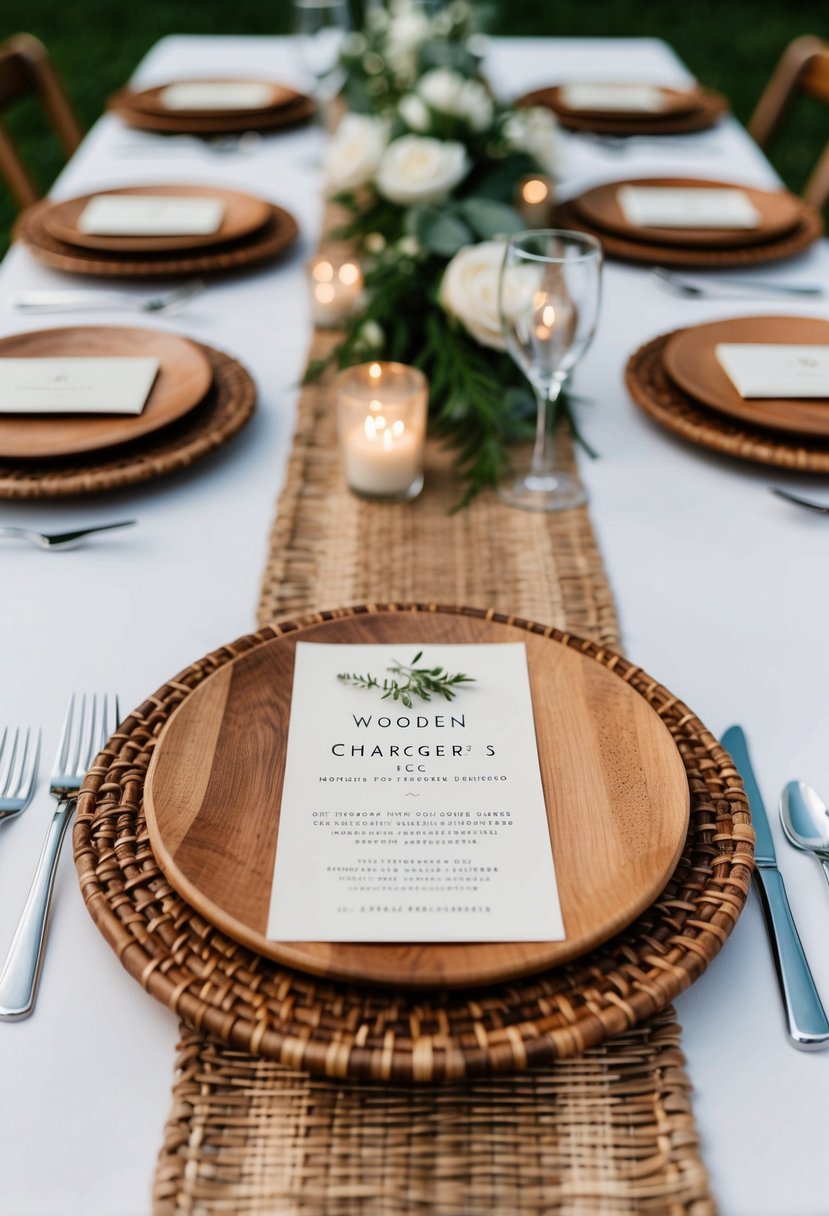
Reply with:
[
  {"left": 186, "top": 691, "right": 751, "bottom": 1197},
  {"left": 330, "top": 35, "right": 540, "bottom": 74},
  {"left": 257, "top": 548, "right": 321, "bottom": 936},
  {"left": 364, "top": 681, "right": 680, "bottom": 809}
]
[
  {"left": 0, "top": 341, "right": 255, "bottom": 498},
  {"left": 74, "top": 603, "right": 753, "bottom": 1084},
  {"left": 626, "top": 329, "right": 829, "bottom": 471},
  {"left": 14, "top": 201, "right": 298, "bottom": 278},
  {"left": 519, "top": 85, "right": 728, "bottom": 134}
]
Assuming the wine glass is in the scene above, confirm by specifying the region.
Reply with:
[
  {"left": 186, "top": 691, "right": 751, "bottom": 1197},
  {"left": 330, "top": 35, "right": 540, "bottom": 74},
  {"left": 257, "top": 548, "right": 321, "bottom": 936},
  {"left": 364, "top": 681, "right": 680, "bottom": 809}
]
[
  {"left": 498, "top": 229, "right": 603, "bottom": 512},
  {"left": 293, "top": 0, "right": 352, "bottom": 122}
]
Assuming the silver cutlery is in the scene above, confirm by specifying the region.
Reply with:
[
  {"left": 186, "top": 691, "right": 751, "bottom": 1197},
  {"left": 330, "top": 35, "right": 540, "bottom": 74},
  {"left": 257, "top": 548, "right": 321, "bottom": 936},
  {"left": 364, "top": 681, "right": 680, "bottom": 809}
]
[
  {"left": 0, "top": 693, "right": 118, "bottom": 1020},
  {"left": 577, "top": 131, "right": 722, "bottom": 155},
  {"left": 8, "top": 279, "right": 205, "bottom": 315},
  {"left": 0, "top": 520, "right": 136, "bottom": 551},
  {"left": 722, "top": 725, "right": 829, "bottom": 1049},
  {"left": 781, "top": 782, "right": 829, "bottom": 890},
  {"left": 0, "top": 728, "right": 40, "bottom": 824},
  {"left": 772, "top": 487, "right": 829, "bottom": 515},
  {"left": 115, "top": 131, "right": 263, "bottom": 157},
  {"left": 652, "top": 267, "right": 823, "bottom": 299}
]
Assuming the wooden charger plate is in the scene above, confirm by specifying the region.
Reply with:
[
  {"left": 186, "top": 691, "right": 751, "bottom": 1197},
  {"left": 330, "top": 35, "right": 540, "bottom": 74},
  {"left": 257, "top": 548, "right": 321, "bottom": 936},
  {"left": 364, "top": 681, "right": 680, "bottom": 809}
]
[
  {"left": 110, "top": 90, "right": 314, "bottom": 134},
  {"left": 144, "top": 608, "right": 690, "bottom": 989},
  {"left": 663, "top": 315, "right": 829, "bottom": 438},
  {"left": 0, "top": 326, "right": 212, "bottom": 459},
  {"left": 538, "top": 84, "right": 700, "bottom": 122},
  {"left": 129, "top": 78, "right": 303, "bottom": 118},
  {"left": 572, "top": 177, "right": 804, "bottom": 249},
  {"left": 43, "top": 184, "right": 272, "bottom": 254},
  {"left": 519, "top": 85, "right": 727, "bottom": 135}
]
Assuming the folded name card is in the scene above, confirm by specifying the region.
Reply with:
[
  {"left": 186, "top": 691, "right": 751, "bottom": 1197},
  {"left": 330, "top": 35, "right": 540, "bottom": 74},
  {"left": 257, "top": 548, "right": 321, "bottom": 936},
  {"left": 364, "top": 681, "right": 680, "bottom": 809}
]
[
  {"left": 159, "top": 81, "right": 275, "bottom": 111},
  {"left": 267, "top": 642, "right": 565, "bottom": 943},
  {"left": 716, "top": 343, "right": 829, "bottom": 398},
  {"left": 77, "top": 195, "right": 226, "bottom": 236},
  {"left": 617, "top": 186, "right": 760, "bottom": 229},
  {"left": 0, "top": 357, "right": 160, "bottom": 415},
  {"left": 561, "top": 83, "right": 669, "bottom": 112}
]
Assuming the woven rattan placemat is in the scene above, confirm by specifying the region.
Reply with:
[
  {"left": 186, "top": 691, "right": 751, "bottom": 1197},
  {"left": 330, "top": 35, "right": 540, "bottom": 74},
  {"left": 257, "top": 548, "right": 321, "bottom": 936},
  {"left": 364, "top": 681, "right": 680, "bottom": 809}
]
[{"left": 137, "top": 323, "right": 749, "bottom": 1209}]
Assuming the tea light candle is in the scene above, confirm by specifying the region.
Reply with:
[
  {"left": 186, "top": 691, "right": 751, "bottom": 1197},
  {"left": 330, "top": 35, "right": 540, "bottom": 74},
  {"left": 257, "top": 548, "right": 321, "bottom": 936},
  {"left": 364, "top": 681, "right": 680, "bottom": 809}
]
[
  {"left": 337, "top": 361, "right": 428, "bottom": 501},
  {"left": 516, "top": 175, "right": 554, "bottom": 226},
  {"left": 309, "top": 252, "right": 364, "bottom": 327}
]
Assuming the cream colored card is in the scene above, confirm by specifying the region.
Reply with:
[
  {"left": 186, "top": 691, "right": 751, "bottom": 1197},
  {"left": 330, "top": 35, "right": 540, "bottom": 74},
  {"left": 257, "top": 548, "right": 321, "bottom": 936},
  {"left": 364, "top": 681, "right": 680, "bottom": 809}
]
[
  {"left": 617, "top": 186, "right": 760, "bottom": 229},
  {"left": 0, "top": 357, "right": 160, "bottom": 415},
  {"left": 267, "top": 642, "right": 564, "bottom": 943},
  {"left": 77, "top": 195, "right": 225, "bottom": 236},
  {"left": 159, "top": 81, "right": 274, "bottom": 111},
  {"left": 716, "top": 343, "right": 829, "bottom": 398},
  {"left": 561, "top": 83, "right": 669, "bottom": 112}
]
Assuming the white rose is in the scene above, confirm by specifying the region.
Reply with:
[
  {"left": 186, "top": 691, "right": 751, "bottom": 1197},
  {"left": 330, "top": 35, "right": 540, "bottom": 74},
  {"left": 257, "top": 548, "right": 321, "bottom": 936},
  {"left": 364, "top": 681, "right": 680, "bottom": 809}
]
[
  {"left": 504, "top": 106, "right": 561, "bottom": 175},
  {"left": 375, "top": 135, "right": 469, "bottom": 204},
  {"left": 418, "top": 68, "right": 493, "bottom": 132},
  {"left": 384, "top": 7, "right": 431, "bottom": 79},
  {"left": 440, "top": 240, "right": 507, "bottom": 351},
  {"left": 399, "top": 92, "right": 431, "bottom": 132},
  {"left": 325, "top": 114, "right": 389, "bottom": 191}
]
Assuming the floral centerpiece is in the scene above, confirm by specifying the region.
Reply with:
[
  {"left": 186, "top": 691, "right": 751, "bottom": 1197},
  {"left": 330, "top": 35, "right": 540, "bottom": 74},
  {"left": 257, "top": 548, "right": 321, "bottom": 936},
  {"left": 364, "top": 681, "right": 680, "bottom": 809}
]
[{"left": 313, "top": 1, "right": 585, "bottom": 506}]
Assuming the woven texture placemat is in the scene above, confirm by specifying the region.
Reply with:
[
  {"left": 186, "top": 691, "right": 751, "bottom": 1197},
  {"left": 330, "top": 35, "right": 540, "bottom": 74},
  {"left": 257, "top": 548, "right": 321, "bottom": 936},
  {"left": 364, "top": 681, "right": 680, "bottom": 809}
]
[
  {"left": 141, "top": 318, "right": 738, "bottom": 1209},
  {"left": 0, "top": 342, "right": 256, "bottom": 498}
]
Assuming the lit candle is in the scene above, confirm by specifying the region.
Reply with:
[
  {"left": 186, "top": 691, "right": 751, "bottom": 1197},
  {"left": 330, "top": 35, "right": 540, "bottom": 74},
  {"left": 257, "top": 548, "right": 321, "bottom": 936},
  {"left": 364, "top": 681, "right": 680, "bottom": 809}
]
[
  {"left": 309, "top": 252, "right": 364, "bottom": 327},
  {"left": 516, "top": 175, "right": 554, "bottom": 227},
  {"left": 337, "top": 361, "right": 428, "bottom": 501}
]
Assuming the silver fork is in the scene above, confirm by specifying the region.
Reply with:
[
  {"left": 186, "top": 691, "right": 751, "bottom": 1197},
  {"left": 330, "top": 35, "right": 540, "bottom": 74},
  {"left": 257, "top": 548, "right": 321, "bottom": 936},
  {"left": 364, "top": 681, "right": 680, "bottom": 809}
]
[
  {"left": 0, "top": 693, "right": 119, "bottom": 1020},
  {"left": 772, "top": 487, "right": 829, "bottom": 514},
  {"left": 0, "top": 521, "right": 136, "bottom": 551},
  {"left": 651, "top": 267, "right": 824, "bottom": 299},
  {"left": 0, "top": 728, "right": 40, "bottom": 823},
  {"left": 8, "top": 279, "right": 205, "bottom": 315}
]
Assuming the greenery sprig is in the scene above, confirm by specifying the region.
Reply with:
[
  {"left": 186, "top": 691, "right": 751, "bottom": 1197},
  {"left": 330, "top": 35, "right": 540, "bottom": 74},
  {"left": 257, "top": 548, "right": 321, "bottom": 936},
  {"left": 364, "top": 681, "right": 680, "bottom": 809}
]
[{"left": 337, "top": 651, "right": 475, "bottom": 707}]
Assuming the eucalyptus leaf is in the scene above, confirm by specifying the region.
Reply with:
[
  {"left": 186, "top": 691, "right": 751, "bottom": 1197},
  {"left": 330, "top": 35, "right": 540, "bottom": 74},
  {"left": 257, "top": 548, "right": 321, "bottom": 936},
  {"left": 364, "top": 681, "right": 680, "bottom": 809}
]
[
  {"left": 458, "top": 197, "right": 524, "bottom": 239},
  {"left": 412, "top": 206, "right": 473, "bottom": 256}
]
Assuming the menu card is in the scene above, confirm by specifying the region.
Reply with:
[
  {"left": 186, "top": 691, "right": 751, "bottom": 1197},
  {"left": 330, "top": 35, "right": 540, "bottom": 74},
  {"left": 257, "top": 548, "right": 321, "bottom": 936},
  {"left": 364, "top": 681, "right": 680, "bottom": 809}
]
[
  {"left": 159, "top": 81, "right": 275, "bottom": 111},
  {"left": 267, "top": 642, "right": 565, "bottom": 943},
  {"left": 77, "top": 195, "right": 226, "bottom": 236},
  {"left": 617, "top": 186, "right": 760, "bottom": 229},
  {"left": 716, "top": 343, "right": 829, "bottom": 398},
  {"left": 0, "top": 357, "right": 159, "bottom": 415},
  {"left": 561, "top": 83, "right": 669, "bottom": 112}
]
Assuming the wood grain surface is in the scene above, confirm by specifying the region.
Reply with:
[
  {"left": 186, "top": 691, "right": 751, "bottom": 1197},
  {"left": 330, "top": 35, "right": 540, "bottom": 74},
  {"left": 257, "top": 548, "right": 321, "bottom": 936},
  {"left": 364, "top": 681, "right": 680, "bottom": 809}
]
[
  {"left": 129, "top": 78, "right": 300, "bottom": 118},
  {"left": 544, "top": 84, "right": 700, "bottom": 122},
  {"left": 0, "top": 325, "right": 213, "bottom": 459},
  {"left": 109, "top": 89, "right": 314, "bottom": 135},
  {"left": 519, "top": 86, "right": 728, "bottom": 135},
  {"left": 144, "top": 609, "right": 690, "bottom": 988},
  {"left": 572, "top": 177, "right": 804, "bottom": 248},
  {"left": 663, "top": 315, "right": 829, "bottom": 437},
  {"left": 42, "top": 184, "right": 272, "bottom": 254}
]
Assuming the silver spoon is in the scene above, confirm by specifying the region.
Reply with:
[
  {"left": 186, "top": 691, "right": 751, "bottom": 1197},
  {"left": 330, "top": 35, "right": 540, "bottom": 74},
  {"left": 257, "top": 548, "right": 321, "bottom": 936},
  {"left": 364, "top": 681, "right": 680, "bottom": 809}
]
[
  {"left": 772, "top": 487, "right": 829, "bottom": 515},
  {"left": 0, "top": 520, "right": 135, "bottom": 550},
  {"left": 780, "top": 781, "right": 829, "bottom": 889}
]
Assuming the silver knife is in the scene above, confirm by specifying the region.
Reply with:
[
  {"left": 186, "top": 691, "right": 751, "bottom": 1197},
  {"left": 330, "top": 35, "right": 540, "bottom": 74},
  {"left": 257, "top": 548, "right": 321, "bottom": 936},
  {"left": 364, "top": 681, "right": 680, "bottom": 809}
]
[{"left": 722, "top": 725, "right": 829, "bottom": 1050}]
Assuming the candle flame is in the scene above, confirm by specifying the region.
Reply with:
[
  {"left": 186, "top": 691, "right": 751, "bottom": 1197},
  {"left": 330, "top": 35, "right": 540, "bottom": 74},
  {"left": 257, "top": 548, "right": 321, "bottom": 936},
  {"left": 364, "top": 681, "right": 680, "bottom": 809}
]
[
  {"left": 315, "top": 282, "right": 336, "bottom": 304},
  {"left": 369, "top": 399, "right": 383, "bottom": 412},
  {"left": 312, "top": 260, "right": 334, "bottom": 282},
  {"left": 522, "top": 178, "right": 548, "bottom": 204},
  {"left": 391, "top": 419, "right": 405, "bottom": 437},
  {"left": 368, "top": 362, "right": 382, "bottom": 380},
  {"left": 338, "top": 261, "right": 361, "bottom": 286},
  {"left": 541, "top": 304, "right": 556, "bottom": 328}
]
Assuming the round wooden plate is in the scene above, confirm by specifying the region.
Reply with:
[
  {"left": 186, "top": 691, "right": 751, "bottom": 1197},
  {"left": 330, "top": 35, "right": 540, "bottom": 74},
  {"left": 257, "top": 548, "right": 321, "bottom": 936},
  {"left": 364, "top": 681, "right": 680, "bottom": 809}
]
[
  {"left": 42, "top": 184, "right": 272, "bottom": 254},
  {"left": 110, "top": 90, "right": 314, "bottom": 135},
  {"left": 572, "top": 177, "right": 804, "bottom": 249},
  {"left": 519, "top": 86, "right": 728, "bottom": 135},
  {"left": 144, "top": 609, "right": 690, "bottom": 989},
  {"left": 129, "top": 78, "right": 302, "bottom": 118},
  {"left": 663, "top": 316, "right": 829, "bottom": 438},
  {"left": 0, "top": 326, "right": 213, "bottom": 459},
  {"left": 542, "top": 84, "right": 700, "bottom": 122}
]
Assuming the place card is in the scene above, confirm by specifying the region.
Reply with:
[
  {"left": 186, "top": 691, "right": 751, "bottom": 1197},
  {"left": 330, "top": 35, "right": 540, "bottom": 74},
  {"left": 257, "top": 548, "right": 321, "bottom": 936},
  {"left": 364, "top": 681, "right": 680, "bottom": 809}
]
[
  {"left": 716, "top": 343, "right": 829, "bottom": 398},
  {"left": 158, "top": 81, "right": 275, "bottom": 111},
  {"left": 76, "top": 195, "right": 225, "bottom": 236},
  {"left": 617, "top": 186, "right": 760, "bottom": 229},
  {"left": 0, "top": 357, "right": 160, "bottom": 415},
  {"left": 267, "top": 641, "right": 565, "bottom": 943},
  {"left": 560, "top": 83, "right": 669, "bottom": 112}
]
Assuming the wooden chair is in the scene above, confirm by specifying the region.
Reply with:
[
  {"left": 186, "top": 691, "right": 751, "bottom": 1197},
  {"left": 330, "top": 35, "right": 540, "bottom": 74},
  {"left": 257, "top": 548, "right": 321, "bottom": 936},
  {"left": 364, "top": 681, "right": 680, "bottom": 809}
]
[
  {"left": 0, "top": 33, "right": 83, "bottom": 208},
  {"left": 748, "top": 35, "right": 829, "bottom": 209}
]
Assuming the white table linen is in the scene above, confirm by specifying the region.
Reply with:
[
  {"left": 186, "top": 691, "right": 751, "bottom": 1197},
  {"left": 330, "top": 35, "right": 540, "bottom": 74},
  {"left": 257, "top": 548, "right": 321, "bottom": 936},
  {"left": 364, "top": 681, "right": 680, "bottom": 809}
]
[{"left": 1, "top": 35, "right": 828, "bottom": 1216}]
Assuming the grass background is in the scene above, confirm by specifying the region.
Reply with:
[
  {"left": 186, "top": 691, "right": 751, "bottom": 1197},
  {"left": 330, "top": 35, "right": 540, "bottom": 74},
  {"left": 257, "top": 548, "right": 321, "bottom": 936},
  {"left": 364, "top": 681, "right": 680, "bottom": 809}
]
[{"left": 1, "top": 0, "right": 827, "bottom": 248}]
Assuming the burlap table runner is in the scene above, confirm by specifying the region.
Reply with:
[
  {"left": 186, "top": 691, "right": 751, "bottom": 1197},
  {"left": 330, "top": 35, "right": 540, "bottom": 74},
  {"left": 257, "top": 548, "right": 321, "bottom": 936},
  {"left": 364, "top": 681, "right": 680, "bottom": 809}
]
[{"left": 152, "top": 331, "right": 715, "bottom": 1213}]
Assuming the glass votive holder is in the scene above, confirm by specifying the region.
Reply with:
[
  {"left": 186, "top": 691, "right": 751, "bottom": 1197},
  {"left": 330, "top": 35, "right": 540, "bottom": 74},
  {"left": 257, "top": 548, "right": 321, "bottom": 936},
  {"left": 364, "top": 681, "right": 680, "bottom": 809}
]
[
  {"left": 308, "top": 251, "right": 364, "bottom": 328},
  {"left": 515, "top": 174, "right": 555, "bottom": 227},
  {"left": 336, "top": 361, "right": 428, "bottom": 502}
]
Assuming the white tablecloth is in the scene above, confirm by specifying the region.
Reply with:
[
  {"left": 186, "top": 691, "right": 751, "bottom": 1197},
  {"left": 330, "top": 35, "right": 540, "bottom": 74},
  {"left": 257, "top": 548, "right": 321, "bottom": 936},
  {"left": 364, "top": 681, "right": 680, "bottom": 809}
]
[{"left": 2, "top": 35, "right": 828, "bottom": 1216}]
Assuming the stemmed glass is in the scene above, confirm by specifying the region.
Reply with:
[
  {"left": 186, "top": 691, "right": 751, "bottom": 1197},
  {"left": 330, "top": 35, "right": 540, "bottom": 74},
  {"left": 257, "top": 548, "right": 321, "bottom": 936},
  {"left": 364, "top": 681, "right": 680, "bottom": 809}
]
[
  {"left": 498, "top": 229, "right": 603, "bottom": 512},
  {"left": 293, "top": 0, "right": 352, "bottom": 125}
]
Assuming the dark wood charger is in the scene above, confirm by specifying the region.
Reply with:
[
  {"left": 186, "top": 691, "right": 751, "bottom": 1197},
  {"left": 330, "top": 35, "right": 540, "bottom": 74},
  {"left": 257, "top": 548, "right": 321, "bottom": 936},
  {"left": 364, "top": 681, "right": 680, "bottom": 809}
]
[
  {"left": 110, "top": 88, "right": 314, "bottom": 135},
  {"left": 572, "top": 177, "right": 805, "bottom": 249},
  {"left": 144, "top": 608, "right": 690, "bottom": 989},
  {"left": 663, "top": 315, "right": 829, "bottom": 438},
  {"left": 130, "top": 78, "right": 302, "bottom": 118},
  {"left": 539, "top": 83, "right": 700, "bottom": 122},
  {"left": 43, "top": 184, "right": 273, "bottom": 254},
  {"left": 519, "top": 84, "right": 728, "bottom": 135},
  {"left": 0, "top": 326, "right": 213, "bottom": 459}
]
